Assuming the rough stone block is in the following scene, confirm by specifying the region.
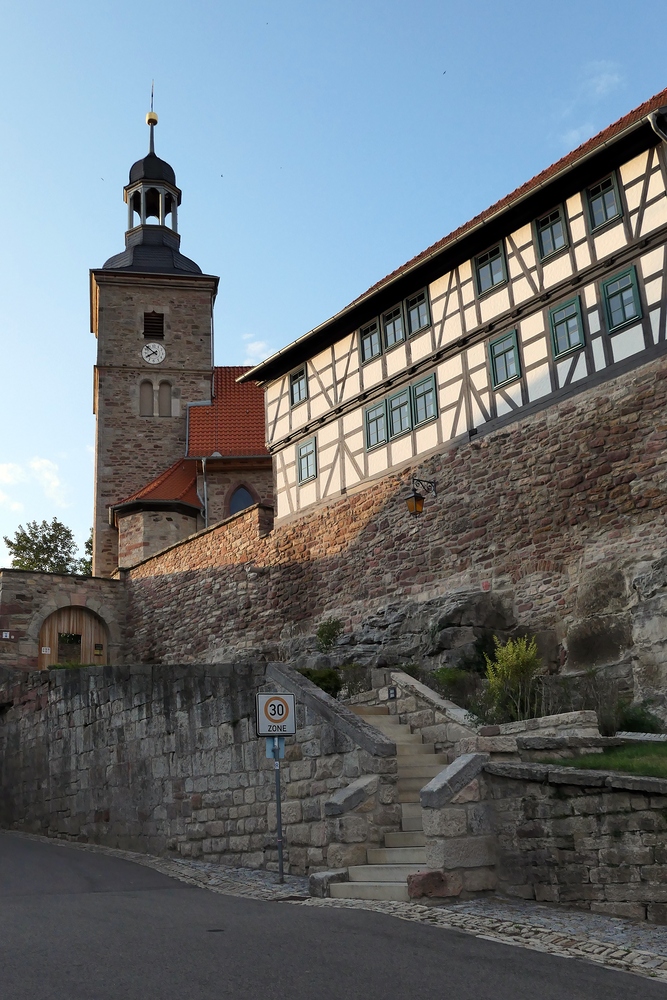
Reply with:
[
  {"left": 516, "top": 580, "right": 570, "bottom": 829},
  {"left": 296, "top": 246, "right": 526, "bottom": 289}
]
[
  {"left": 429, "top": 835, "right": 496, "bottom": 870},
  {"left": 420, "top": 754, "right": 488, "bottom": 809},
  {"left": 309, "top": 869, "right": 348, "bottom": 898},
  {"left": 326, "top": 842, "right": 367, "bottom": 868},
  {"left": 407, "top": 869, "right": 463, "bottom": 899},
  {"left": 324, "top": 775, "right": 378, "bottom": 816},
  {"left": 422, "top": 807, "right": 467, "bottom": 839},
  {"left": 462, "top": 867, "right": 497, "bottom": 892}
]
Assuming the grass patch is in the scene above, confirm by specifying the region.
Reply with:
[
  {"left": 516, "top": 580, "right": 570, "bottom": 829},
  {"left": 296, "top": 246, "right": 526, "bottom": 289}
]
[{"left": 559, "top": 743, "right": 667, "bottom": 780}]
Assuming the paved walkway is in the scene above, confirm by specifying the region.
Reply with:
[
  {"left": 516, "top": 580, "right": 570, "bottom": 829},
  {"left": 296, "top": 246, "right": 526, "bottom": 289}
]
[{"left": 7, "top": 832, "right": 667, "bottom": 984}]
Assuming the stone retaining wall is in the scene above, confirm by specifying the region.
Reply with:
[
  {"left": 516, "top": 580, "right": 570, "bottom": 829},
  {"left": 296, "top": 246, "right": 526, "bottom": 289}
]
[
  {"left": 0, "top": 662, "right": 399, "bottom": 875},
  {"left": 414, "top": 754, "right": 667, "bottom": 922}
]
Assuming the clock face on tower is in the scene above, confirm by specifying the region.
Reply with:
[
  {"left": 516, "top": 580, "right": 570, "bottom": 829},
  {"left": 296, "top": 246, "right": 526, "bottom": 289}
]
[{"left": 142, "top": 343, "right": 166, "bottom": 365}]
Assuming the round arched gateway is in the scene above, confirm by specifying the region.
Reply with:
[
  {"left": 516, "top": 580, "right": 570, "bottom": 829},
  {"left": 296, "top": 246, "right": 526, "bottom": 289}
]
[{"left": 38, "top": 608, "right": 109, "bottom": 670}]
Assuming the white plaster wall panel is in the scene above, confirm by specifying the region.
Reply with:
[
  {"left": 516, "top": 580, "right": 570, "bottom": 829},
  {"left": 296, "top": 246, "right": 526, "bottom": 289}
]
[
  {"left": 438, "top": 355, "right": 463, "bottom": 382},
  {"left": 318, "top": 420, "right": 340, "bottom": 447},
  {"left": 508, "top": 252, "right": 526, "bottom": 280},
  {"left": 429, "top": 271, "right": 451, "bottom": 301},
  {"left": 439, "top": 377, "right": 463, "bottom": 410},
  {"left": 556, "top": 357, "right": 570, "bottom": 388},
  {"left": 611, "top": 324, "right": 645, "bottom": 363},
  {"left": 361, "top": 358, "right": 383, "bottom": 389},
  {"left": 459, "top": 260, "right": 473, "bottom": 283},
  {"left": 290, "top": 401, "right": 309, "bottom": 430},
  {"left": 470, "top": 391, "right": 490, "bottom": 427},
  {"left": 571, "top": 352, "right": 588, "bottom": 383},
  {"left": 385, "top": 344, "right": 407, "bottom": 376},
  {"left": 430, "top": 292, "right": 446, "bottom": 332},
  {"left": 343, "top": 411, "right": 363, "bottom": 435},
  {"left": 526, "top": 363, "right": 551, "bottom": 402},
  {"left": 390, "top": 435, "right": 414, "bottom": 466},
  {"left": 299, "top": 481, "right": 317, "bottom": 509},
  {"left": 272, "top": 413, "right": 290, "bottom": 441},
  {"left": 520, "top": 312, "right": 545, "bottom": 339},
  {"left": 312, "top": 346, "right": 333, "bottom": 379},
  {"left": 410, "top": 330, "right": 433, "bottom": 362},
  {"left": 345, "top": 430, "right": 364, "bottom": 456},
  {"left": 470, "top": 367, "right": 489, "bottom": 392},
  {"left": 495, "top": 382, "right": 522, "bottom": 416},
  {"left": 620, "top": 152, "right": 649, "bottom": 185},
  {"left": 512, "top": 277, "right": 533, "bottom": 304},
  {"left": 624, "top": 181, "right": 643, "bottom": 213},
  {"left": 583, "top": 284, "right": 598, "bottom": 308},
  {"left": 323, "top": 462, "right": 341, "bottom": 497},
  {"left": 644, "top": 275, "right": 663, "bottom": 306},
  {"left": 511, "top": 223, "right": 533, "bottom": 248},
  {"left": 575, "top": 242, "right": 592, "bottom": 270},
  {"left": 480, "top": 287, "right": 510, "bottom": 323},
  {"left": 440, "top": 311, "right": 462, "bottom": 345},
  {"left": 593, "top": 223, "right": 628, "bottom": 259},
  {"left": 309, "top": 392, "right": 330, "bottom": 418},
  {"left": 650, "top": 308, "right": 660, "bottom": 344},
  {"left": 588, "top": 308, "right": 601, "bottom": 334},
  {"left": 452, "top": 403, "right": 467, "bottom": 437},
  {"left": 467, "top": 343, "right": 485, "bottom": 368},
  {"left": 640, "top": 247, "right": 664, "bottom": 278},
  {"left": 440, "top": 408, "right": 457, "bottom": 441},
  {"left": 542, "top": 254, "right": 573, "bottom": 287},
  {"left": 367, "top": 447, "right": 389, "bottom": 477},
  {"left": 338, "top": 370, "right": 360, "bottom": 402},
  {"left": 463, "top": 304, "right": 477, "bottom": 331},
  {"left": 344, "top": 453, "right": 362, "bottom": 488},
  {"left": 266, "top": 380, "right": 284, "bottom": 406},
  {"left": 569, "top": 216, "right": 587, "bottom": 242},
  {"left": 276, "top": 490, "right": 291, "bottom": 520},
  {"left": 461, "top": 278, "right": 475, "bottom": 306},
  {"left": 647, "top": 169, "right": 666, "bottom": 200},
  {"left": 522, "top": 338, "right": 548, "bottom": 366},
  {"left": 334, "top": 334, "right": 355, "bottom": 361},
  {"left": 318, "top": 441, "right": 338, "bottom": 471},
  {"left": 591, "top": 337, "right": 606, "bottom": 371},
  {"left": 566, "top": 192, "right": 583, "bottom": 218},
  {"left": 415, "top": 422, "right": 439, "bottom": 453},
  {"left": 640, "top": 198, "right": 667, "bottom": 236}
]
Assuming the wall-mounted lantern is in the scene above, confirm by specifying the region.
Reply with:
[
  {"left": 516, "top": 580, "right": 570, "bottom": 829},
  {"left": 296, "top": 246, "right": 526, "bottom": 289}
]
[{"left": 406, "top": 476, "right": 436, "bottom": 516}]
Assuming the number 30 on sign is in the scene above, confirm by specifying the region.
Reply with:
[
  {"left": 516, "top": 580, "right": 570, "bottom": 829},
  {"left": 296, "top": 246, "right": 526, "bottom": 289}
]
[{"left": 256, "top": 693, "right": 297, "bottom": 736}]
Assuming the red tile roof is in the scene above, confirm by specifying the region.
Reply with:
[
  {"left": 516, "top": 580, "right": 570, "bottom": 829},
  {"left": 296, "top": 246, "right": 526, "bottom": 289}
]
[
  {"left": 116, "top": 459, "right": 202, "bottom": 509},
  {"left": 187, "top": 366, "right": 267, "bottom": 457},
  {"left": 240, "top": 86, "right": 667, "bottom": 383}
]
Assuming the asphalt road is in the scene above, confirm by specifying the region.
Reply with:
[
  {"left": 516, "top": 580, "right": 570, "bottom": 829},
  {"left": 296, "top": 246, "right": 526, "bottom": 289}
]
[{"left": 1, "top": 832, "right": 663, "bottom": 1000}]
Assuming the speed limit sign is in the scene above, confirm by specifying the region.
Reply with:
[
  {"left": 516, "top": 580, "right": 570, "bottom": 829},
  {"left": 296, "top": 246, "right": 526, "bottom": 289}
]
[{"left": 255, "top": 693, "right": 297, "bottom": 736}]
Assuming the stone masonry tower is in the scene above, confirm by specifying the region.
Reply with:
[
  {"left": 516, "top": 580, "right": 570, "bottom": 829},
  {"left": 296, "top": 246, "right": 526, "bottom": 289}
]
[{"left": 91, "top": 109, "right": 219, "bottom": 577}]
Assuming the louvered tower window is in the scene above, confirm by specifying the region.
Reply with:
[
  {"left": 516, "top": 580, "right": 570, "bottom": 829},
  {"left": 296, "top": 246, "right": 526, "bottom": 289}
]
[{"left": 143, "top": 312, "right": 164, "bottom": 338}]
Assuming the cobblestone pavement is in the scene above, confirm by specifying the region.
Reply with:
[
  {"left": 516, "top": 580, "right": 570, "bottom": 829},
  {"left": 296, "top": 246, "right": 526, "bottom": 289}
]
[{"left": 6, "top": 832, "right": 667, "bottom": 984}]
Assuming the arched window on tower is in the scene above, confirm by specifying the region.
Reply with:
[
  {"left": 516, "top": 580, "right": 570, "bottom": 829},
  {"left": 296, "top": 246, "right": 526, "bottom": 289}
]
[
  {"left": 140, "top": 380, "right": 154, "bottom": 416},
  {"left": 229, "top": 486, "right": 255, "bottom": 516},
  {"left": 158, "top": 381, "right": 172, "bottom": 417}
]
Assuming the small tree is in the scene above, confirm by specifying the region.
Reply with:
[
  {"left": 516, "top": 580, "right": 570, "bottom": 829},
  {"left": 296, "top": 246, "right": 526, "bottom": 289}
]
[
  {"left": 316, "top": 617, "right": 343, "bottom": 652},
  {"left": 3, "top": 519, "right": 90, "bottom": 575},
  {"left": 484, "top": 635, "right": 543, "bottom": 722},
  {"left": 74, "top": 528, "right": 93, "bottom": 576}
]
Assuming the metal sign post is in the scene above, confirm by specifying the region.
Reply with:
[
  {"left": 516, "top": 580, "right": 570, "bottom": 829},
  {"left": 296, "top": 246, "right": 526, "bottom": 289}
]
[{"left": 256, "top": 694, "right": 296, "bottom": 885}]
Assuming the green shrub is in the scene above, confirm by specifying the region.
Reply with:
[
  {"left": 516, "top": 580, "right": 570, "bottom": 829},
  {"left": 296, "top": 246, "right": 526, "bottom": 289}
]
[
  {"left": 616, "top": 699, "right": 663, "bottom": 734},
  {"left": 316, "top": 617, "right": 343, "bottom": 653},
  {"left": 340, "top": 662, "right": 371, "bottom": 696},
  {"left": 484, "top": 635, "right": 543, "bottom": 723},
  {"left": 430, "top": 666, "right": 480, "bottom": 706},
  {"left": 299, "top": 667, "right": 342, "bottom": 698},
  {"left": 401, "top": 663, "right": 426, "bottom": 681}
]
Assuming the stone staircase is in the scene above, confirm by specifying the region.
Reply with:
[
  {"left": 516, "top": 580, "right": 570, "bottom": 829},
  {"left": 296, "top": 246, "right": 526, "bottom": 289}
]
[{"left": 329, "top": 704, "right": 448, "bottom": 901}]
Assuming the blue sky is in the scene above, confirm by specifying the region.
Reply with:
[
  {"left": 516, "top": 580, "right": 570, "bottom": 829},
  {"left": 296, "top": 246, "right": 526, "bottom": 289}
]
[{"left": 0, "top": 0, "right": 665, "bottom": 565}]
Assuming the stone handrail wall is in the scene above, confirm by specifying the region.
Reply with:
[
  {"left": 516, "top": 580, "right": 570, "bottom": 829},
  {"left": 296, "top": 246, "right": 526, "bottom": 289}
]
[
  {"left": 413, "top": 754, "right": 667, "bottom": 922},
  {"left": 0, "top": 662, "right": 399, "bottom": 876}
]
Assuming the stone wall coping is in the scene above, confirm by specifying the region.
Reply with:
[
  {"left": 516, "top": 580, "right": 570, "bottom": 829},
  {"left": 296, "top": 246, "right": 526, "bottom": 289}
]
[
  {"left": 516, "top": 734, "right": 625, "bottom": 750},
  {"left": 266, "top": 662, "right": 397, "bottom": 757},
  {"left": 497, "top": 711, "right": 599, "bottom": 735},
  {"left": 324, "top": 775, "right": 379, "bottom": 816},
  {"left": 617, "top": 731, "right": 667, "bottom": 742},
  {"left": 420, "top": 753, "right": 489, "bottom": 809},
  {"left": 390, "top": 670, "right": 476, "bottom": 730},
  {"left": 484, "top": 760, "right": 667, "bottom": 794}
]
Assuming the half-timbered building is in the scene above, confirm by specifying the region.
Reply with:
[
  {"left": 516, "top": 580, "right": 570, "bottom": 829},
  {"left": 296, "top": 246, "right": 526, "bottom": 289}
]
[{"left": 240, "top": 89, "right": 667, "bottom": 523}]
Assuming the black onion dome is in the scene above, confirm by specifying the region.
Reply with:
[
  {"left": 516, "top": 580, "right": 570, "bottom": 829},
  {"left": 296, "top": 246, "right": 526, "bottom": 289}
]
[{"left": 129, "top": 152, "right": 176, "bottom": 186}]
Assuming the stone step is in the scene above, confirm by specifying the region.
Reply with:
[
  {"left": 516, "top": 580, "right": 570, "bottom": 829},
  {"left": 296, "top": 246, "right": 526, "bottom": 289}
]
[
  {"left": 348, "top": 864, "right": 426, "bottom": 882},
  {"left": 385, "top": 831, "right": 426, "bottom": 848},
  {"left": 398, "top": 791, "right": 421, "bottom": 803},
  {"left": 364, "top": 717, "right": 404, "bottom": 728},
  {"left": 329, "top": 881, "right": 410, "bottom": 902},
  {"left": 366, "top": 847, "right": 427, "bottom": 865},
  {"left": 396, "top": 744, "right": 434, "bottom": 755},
  {"left": 400, "top": 802, "right": 422, "bottom": 829},
  {"left": 398, "top": 776, "right": 439, "bottom": 793},
  {"left": 397, "top": 760, "right": 448, "bottom": 779},
  {"left": 350, "top": 705, "right": 389, "bottom": 716}
]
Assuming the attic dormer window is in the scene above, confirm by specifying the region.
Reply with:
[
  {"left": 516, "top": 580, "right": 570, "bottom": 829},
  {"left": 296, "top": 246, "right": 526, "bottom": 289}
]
[{"left": 143, "top": 312, "right": 164, "bottom": 338}]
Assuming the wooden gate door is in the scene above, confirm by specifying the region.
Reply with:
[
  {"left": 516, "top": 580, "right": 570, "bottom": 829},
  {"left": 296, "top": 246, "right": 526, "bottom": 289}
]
[{"left": 38, "top": 608, "right": 108, "bottom": 669}]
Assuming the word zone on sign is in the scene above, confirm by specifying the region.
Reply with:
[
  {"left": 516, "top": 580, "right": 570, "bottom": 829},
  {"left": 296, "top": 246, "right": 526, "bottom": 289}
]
[{"left": 255, "top": 693, "right": 297, "bottom": 736}]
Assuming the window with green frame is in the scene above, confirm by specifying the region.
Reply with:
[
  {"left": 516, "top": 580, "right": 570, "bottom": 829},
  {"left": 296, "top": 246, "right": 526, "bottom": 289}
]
[
  {"left": 549, "top": 298, "right": 584, "bottom": 357},
  {"left": 587, "top": 175, "right": 622, "bottom": 230},
  {"left": 536, "top": 208, "right": 568, "bottom": 259},
  {"left": 360, "top": 320, "right": 382, "bottom": 363},
  {"left": 297, "top": 437, "right": 317, "bottom": 484},
  {"left": 475, "top": 244, "right": 506, "bottom": 294},
  {"left": 406, "top": 290, "right": 430, "bottom": 335},
  {"left": 290, "top": 368, "right": 308, "bottom": 406},
  {"left": 602, "top": 267, "right": 642, "bottom": 331},
  {"left": 412, "top": 374, "right": 437, "bottom": 425},
  {"left": 383, "top": 305, "right": 405, "bottom": 348},
  {"left": 365, "top": 402, "right": 387, "bottom": 449},
  {"left": 489, "top": 330, "right": 520, "bottom": 387},
  {"left": 388, "top": 389, "right": 411, "bottom": 437}
]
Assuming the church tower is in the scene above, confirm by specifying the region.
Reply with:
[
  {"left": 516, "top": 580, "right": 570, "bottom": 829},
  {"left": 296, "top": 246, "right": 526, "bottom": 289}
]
[{"left": 91, "top": 110, "right": 219, "bottom": 577}]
